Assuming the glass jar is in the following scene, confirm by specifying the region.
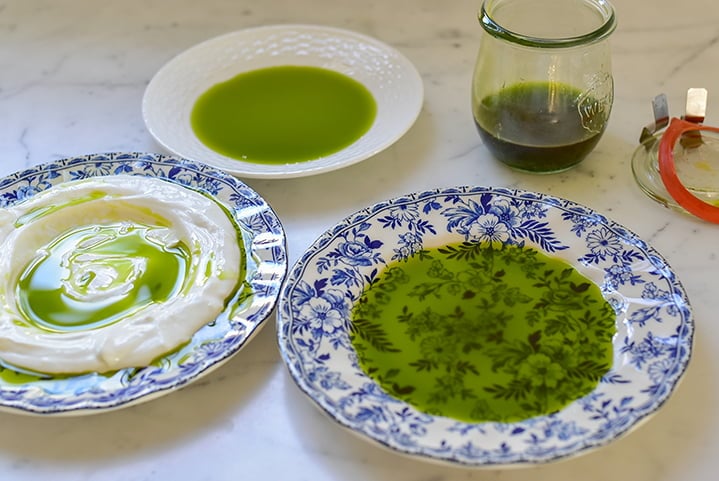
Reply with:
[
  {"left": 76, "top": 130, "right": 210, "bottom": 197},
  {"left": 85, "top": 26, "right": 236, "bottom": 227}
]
[{"left": 472, "top": 0, "right": 617, "bottom": 173}]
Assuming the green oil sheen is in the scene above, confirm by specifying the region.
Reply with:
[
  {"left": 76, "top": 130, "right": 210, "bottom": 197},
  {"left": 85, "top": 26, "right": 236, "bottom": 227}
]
[
  {"left": 17, "top": 223, "right": 190, "bottom": 332},
  {"left": 350, "top": 242, "right": 615, "bottom": 422},
  {"left": 190, "top": 65, "right": 377, "bottom": 164},
  {"left": 474, "top": 81, "right": 606, "bottom": 172}
]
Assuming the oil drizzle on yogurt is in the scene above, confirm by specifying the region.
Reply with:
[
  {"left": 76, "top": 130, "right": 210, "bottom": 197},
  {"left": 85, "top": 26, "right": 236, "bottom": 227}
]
[{"left": 16, "top": 222, "right": 190, "bottom": 332}]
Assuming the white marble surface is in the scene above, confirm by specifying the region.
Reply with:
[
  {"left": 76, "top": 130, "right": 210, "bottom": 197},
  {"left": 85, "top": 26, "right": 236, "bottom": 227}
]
[{"left": 0, "top": 0, "right": 717, "bottom": 479}]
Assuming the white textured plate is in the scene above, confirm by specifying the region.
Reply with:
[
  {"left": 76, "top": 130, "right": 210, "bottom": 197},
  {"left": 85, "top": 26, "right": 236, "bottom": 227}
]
[
  {"left": 142, "top": 24, "right": 424, "bottom": 179},
  {"left": 0, "top": 152, "right": 287, "bottom": 415},
  {"left": 277, "top": 186, "right": 693, "bottom": 467}
]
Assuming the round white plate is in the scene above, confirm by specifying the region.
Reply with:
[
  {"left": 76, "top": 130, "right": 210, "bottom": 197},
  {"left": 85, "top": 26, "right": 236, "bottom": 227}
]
[
  {"left": 142, "top": 24, "right": 424, "bottom": 179},
  {"left": 277, "top": 186, "right": 693, "bottom": 467},
  {"left": 0, "top": 152, "right": 287, "bottom": 415}
]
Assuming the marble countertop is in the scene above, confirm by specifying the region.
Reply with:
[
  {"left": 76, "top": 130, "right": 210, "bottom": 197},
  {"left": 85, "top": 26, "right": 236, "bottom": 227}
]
[{"left": 1, "top": 0, "right": 718, "bottom": 479}]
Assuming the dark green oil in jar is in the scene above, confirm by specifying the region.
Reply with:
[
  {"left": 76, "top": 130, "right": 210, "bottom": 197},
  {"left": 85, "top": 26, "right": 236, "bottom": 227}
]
[{"left": 474, "top": 81, "right": 608, "bottom": 173}]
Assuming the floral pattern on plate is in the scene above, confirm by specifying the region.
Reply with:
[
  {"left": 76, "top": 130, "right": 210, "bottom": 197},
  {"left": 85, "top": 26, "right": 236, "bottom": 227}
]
[
  {"left": 0, "top": 152, "right": 287, "bottom": 415},
  {"left": 277, "top": 186, "right": 693, "bottom": 466}
]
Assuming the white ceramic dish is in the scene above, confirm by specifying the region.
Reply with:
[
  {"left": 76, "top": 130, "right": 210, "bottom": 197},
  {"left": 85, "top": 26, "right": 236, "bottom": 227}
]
[
  {"left": 0, "top": 152, "right": 287, "bottom": 415},
  {"left": 277, "top": 186, "right": 693, "bottom": 467},
  {"left": 142, "top": 24, "right": 424, "bottom": 179}
]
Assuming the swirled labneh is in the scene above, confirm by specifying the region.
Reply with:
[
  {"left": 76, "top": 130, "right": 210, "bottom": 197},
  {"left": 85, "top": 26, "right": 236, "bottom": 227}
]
[{"left": 0, "top": 175, "right": 242, "bottom": 374}]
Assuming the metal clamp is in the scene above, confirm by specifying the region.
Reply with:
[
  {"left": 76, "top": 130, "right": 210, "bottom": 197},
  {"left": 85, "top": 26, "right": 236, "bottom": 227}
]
[{"left": 639, "top": 88, "right": 708, "bottom": 148}]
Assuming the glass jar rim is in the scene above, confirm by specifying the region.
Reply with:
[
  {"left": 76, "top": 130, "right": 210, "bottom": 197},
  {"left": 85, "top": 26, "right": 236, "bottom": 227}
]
[{"left": 479, "top": 0, "right": 617, "bottom": 48}]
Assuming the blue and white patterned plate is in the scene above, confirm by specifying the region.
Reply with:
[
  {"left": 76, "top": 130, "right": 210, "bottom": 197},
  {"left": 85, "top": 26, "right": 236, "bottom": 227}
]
[
  {"left": 277, "top": 186, "right": 693, "bottom": 466},
  {"left": 0, "top": 152, "right": 287, "bottom": 415}
]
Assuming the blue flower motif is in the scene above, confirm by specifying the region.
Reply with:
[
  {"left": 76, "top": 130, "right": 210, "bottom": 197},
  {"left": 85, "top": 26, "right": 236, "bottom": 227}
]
[
  {"left": 300, "top": 296, "right": 344, "bottom": 334},
  {"left": 647, "top": 358, "right": 675, "bottom": 384},
  {"left": 15, "top": 185, "right": 41, "bottom": 202},
  {"left": 82, "top": 163, "right": 113, "bottom": 177},
  {"left": 167, "top": 171, "right": 195, "bottom": 186},
  {"left": 308, "top": 366, "right": 351, "bottom": 390},
  {"left": 196, "top": 177, "right": 223, "bottom": 196},
  {"left": 467, "top": 213, "right": 511, "bottom": 243},
  {"left": 605, "top": 263, "right": 636, "bottom": 288},
  {"left": 488, "top": 199, "right": 522, "bottom": 228},
  {"left": 296, "top": 286, "right": 350, "bottom": 338},
  {"left": 586, "top": 227, "right": 622, "bottom": 259},
  {"left": 240, "top": 213, "right": 273, "bottom": 236},
  {"left": 442, "top": 198, "right": 486, "bottom": 237},
  {"left": 519, "top": 201, "right": 548, "bottom": 220},
  {"left": 388, "top": 203, "right": 420, "bottom": 224},
  {"left": 289, "top": 279, "right": 318, "bottom": 308},
  {"left": 393, "top": 231, "right": 423, "bottom": 261},
  {"left": 624, "top": 332, "right": 671, "bottom": 369},
  {"left": 641, "top": 282, "right": 666, "bottom": 300},
  {"left": 194, "top": 339, "right": 231, "bottom": 358},
  {"left": 320, "top": 288, "right": 351, "bottom": 319},
  {"left": 565, "top": 212, "right": 600, "bottom": 237},
  {"left": 337, "top": 240, "right": 374, "bottom": 267}
]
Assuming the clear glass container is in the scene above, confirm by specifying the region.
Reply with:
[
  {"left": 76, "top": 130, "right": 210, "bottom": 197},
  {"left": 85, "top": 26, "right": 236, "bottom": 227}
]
[
  {"left": 632, "top": 127, "right": 719, "bottom": 214},
  {"left": 472, "top": 0, "right": 617, "bottom": 173}
]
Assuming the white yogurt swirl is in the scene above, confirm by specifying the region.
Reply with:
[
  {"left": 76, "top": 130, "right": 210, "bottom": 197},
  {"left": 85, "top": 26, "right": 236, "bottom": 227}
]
[{"left": 0, "top": 175, "right": 241, "bottom": 374}]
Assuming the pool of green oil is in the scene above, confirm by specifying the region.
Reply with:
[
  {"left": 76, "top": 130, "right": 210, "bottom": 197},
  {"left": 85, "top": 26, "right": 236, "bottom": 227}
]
[
  {"left": 190, "top": 65, "right": 377, "bottom": 164},
  {"left": 17, "top": 223, "right": 189, "bottom": 332},
  {"left": 350, "top": 242, "right": 616, "bottom": 422}
]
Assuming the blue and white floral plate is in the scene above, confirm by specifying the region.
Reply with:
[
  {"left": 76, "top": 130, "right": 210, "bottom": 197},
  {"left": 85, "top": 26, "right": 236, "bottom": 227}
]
[
  {"left": 0, "top": 152, "right": 287, "bottom": 415},
  {"left": 277, "top": 186, "right": 693, "bottom": 467}
]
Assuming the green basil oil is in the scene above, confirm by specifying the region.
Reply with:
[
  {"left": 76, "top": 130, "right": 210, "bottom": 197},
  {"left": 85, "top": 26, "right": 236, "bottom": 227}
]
[
  {"left": 191, "top": 65, "right": 377, "bottom": 164},
  {"left": 350, "top": 242, "right": 615, "bottom": 423},
  {"left": 474, "top": 82, "right": 607, "bottom": 172}
]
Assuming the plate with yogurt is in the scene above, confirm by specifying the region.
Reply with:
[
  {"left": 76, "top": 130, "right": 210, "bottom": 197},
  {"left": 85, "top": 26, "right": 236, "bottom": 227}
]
[
  {"left": 0, "top": 152, "right": 287, "bottom": 415},
  {"left": 277, "top": 186, "right": 693, "bottom": 466},
  {"left": 142, "top": 24, "right": 424, "bottom": 179}
]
